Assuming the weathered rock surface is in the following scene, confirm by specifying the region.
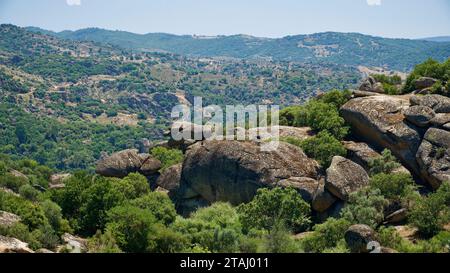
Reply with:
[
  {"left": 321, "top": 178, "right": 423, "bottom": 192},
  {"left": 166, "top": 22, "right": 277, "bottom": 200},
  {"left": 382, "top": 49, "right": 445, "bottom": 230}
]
[
  {"left": 0, "top": 211, "right": 21, "bottom": 227},
  {"left": 341, "top": 95, "right": 422, "bottom": 179},
  {"left": 410, "top": 94, "right": 450, "bottom": 113},
  {"left": 277, "top": 177, "right": 320, "bottom": 203},
  {"left": 430, "top": 113, "right": 450, "bottom": 128},
  {"left": 325, "top": 156, "right": 370, "bottom": 201},
  {"left": 311, "top": 183, "right": 337, "bottom": 213},
  {"left": 359, "top": 77, "right": 384, "bottom": 93},
  {"left": 248, "top": 126, "right": 315, "bottom": 142},
  {"left": 9, "top": 170, "right": 28, "bottom": 182},
  {"left": 95, "top": 149, "right": 161, "bottom": 178},
  {"left": 156, "top": 164, "right": 182, "bottom": 200},
  {"left": 177, "top": 140, "right": 320, "bottom": 214},
  {"left": 345, "top": 224, "right": 378, "bottom": 253},
  {"left": 59, "top": 233, "right": 87, "bottom": 253},
  {"left": 384, "top": 208, "right": 408, "bottom": 224},
  {"left": 403, "top": 105, "right": 435, "bottom": 127},
  {"left": 0, "top": 235, "right": 33, "bottom": 253},
  {"left": 414, "top": 77, "right": 438, "bottom": 90},
  {"left": 416, "top": 128, "right": 450, "bottom": 189}
]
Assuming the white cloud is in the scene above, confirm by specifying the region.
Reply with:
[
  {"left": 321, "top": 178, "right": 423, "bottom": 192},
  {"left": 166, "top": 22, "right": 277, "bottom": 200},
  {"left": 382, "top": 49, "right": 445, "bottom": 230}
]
[
  {"left": 66, "top": 0, "right": 81, "bottom": 6},
  {"left": 367, "top": 0, "right": 382, "bottom": 6}
]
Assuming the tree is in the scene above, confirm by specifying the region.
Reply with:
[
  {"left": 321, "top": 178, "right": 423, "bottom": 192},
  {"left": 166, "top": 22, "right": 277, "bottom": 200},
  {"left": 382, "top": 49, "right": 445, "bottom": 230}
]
[
  {"left": 301, "top": 218, "right": 351, "bottom": 253},
  {"left": 150, "top": 147, "right": 184, "bottom": 170},
  {"left": 370, "top": 173, "right": 417, "bottom": 203},
  {"left": 128, "top": 192, "right": 177, "bottom": 225},
  {"left": 238, "top": 187, "right": 311, "bottom": 233},
  {"left": 106, "top": 204, "right": 157, "bottom": 253}
]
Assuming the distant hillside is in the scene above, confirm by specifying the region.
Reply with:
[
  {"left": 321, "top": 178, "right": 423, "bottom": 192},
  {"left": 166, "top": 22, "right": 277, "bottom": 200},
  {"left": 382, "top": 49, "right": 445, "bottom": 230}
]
[
  {"left": 419, "top": 36, "right": 450, "bottom": 43},
  {"left": 28, "top": 27, "right": 450, "bottom": 71}
]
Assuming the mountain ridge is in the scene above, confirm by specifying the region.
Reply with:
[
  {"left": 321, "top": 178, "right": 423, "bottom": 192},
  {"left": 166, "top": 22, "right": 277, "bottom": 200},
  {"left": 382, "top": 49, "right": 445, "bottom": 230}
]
[{"left": 25, "top": 25, "right": 450, "bottom": 72}]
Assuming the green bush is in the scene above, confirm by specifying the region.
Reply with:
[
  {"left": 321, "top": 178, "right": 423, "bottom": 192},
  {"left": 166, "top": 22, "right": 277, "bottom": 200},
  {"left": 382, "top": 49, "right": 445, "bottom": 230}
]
[
  {"left": 409, "top": 182, "right": 450, "bottom": 237},
  {"left": 404, "top": 58, "right": 450, "bottom": 93},
  {"left": 174, "top": 203, "right": 243, "bottom": 253},
  {"left": 263, "top": 221, "right": 301, "bottom": 253},
  {"left": 146, "top": 223, "right": 189, "bottom": 253},
  {"left": 300, "top": 131, "right": 346, "bottom": 168},
  {"left": 370, "top": 173, "right": 417, "bottom": 203},
  {"left": 106, "top": 204, "right": 157, "bottom": 253},
  {"left": 341, "top": 188, "right": 388, "bottom": 229},
  {"left": 238, "top": 187, "right": 311, "bottom": 233},
  {"left": 300, "top": 218, "right": 351, "bottom": 253},
  {"left": 316, "top": 89, "right": 352, "bottom": 109},
  {"left": 303, "top": 100, "right": 349, "bottom": 140},
  {"left": 369, "top": 149, "right": 401, "bottom": 175},
  {"left": 128, "top": 192, "right": 177, "bottom": 225},
  {"left": 0, "top": 173, "right": 28, "bottom": 192},
  {"left": 150, "top": 147, "right": 184, "bottom": 170},
  {"left": 88, "top": 230, "right": 122, "bottom": 253},
  {"left": 18, "top": 184, "right": 40, "bottom": 201}
]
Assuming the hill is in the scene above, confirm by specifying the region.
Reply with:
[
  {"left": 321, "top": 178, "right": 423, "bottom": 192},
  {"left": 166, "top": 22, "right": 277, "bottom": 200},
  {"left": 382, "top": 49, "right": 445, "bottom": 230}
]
[
  {"left": 28, "top": 27, "right": 450, "bottom": 71},
  {"left": 419, "top": 36, "right": 450, "bottom": 43}
]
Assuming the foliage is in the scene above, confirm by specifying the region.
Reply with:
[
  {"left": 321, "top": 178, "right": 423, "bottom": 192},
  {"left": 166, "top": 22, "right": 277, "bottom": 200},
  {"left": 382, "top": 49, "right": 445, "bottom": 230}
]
[
  {"left": 174, "top": 203, "right": 243, "bottom": 253},
  {"left": 369, "top": 149, "right": 401, "bottom": 175},
  {"left": 88, "top": 230, "right": 122, "bottom": 253},
  {"left": 238, "top": 187, "right": 311, "bottom": 233},
  {"left": 299, "top": 131, "right": 346, "bottom": 168},
  {"left": 341, "top": 188, "right": 388, "bottom": 229},
  {"left": 408, "top": 182, "right": 450, "bottom": 237},
  {"left": 300, "top": 218, "right": 351, "bottom": 253},
  {"left": 150, "top": 147, "right": 184, "bottom": 170},
  {"left": 370, "top": 173, "right": 417, "bottom": 203},
  {"left": 404, "top": 58, "right": 450, "bottom": 95}
]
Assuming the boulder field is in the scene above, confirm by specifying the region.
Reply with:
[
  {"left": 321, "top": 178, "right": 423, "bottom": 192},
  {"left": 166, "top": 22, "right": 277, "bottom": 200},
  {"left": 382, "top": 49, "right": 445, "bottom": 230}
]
[{"left": 95, "top": 93, "right": 449, "bottom": 217}]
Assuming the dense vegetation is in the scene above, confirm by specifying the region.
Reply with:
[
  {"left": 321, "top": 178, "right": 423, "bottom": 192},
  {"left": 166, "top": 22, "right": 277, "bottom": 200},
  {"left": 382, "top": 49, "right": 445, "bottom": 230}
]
[
  {"left": 31, "top": 27, "right": 450, "bottom": 71},
  {"left": 404, "top": 58, "right": 450, "bottom": 95}
]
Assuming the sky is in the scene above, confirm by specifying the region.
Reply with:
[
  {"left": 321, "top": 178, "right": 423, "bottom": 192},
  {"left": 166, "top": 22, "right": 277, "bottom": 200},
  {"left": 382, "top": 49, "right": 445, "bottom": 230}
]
[{"left": 0, "top": 0, "right": 449, "bottom": 39}]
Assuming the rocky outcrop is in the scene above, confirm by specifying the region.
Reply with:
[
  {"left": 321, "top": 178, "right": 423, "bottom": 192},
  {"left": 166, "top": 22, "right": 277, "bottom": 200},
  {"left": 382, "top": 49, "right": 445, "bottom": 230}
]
[
  {"left": 384, "top": 208, "right": 408, "bottom": 224},
  {"left": 0, "top": 211, "right": 21, "bottom": 227},
  {"left": 177, "top": 140, "right": 320, "bottom": 215},
  {"left": 95, "top": 149, "right": 161, "bottom": 178},
  {"left": 341, "top": 95, "right": 422, "bottom": 179},
  {"left": 311, "top": 183, "right": 337, "bottom": 213},
  {"left": 410, "top": 94, "right": 450, "bottom": 113},
  {"left": 0, "top": 235, "right": 33, "bottom": 253},
  {"left": 156, "top": 164, "right": 182, "bottom": 200},
  {"left": 403, "top": 106, "right": 435, "bottom": 127},
  {"left": 325, "top": 156, "right": 370, "bottom": 201},
  {"left": 58, "top": 233, "right": 87, "bottom": 253},
  {"left": 359, "top": 76, "right": 384, "bottom": 93},
  {"left": 416, "top": 128, "right": 450, "bottom": 189},
  {"left": 9, "top": 170, "right": 28, "bottom": 182},
  {"left": 49, "top": 173, "right": 71, "bottom": 189},
  {"left": 344, "top": 225, "right": 378, "bottom": 253}
]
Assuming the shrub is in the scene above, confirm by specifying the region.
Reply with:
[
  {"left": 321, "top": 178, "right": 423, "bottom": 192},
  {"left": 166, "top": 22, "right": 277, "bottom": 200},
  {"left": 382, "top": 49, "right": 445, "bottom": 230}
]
[
  {"left": 303, "top": 100, "right": 349, "bottom": 140},
  {"left": 238, "top": 187, "right": 311, "bottom": 233},
  {"left": 404, "top": 58, "right": 450, "bottom": 93},
  {"left": 409, "top": 182, "right": 450, "bottom": 237},
  {"left": 18, "top": 184, "right": 40, "bottom": 201},
  {"left": 317, "top": 89, "right": 352, "bottom": 109},
  {"left": 300, "top": 218, "right": 351, "bottom": 253},
  {"left": 341, "top": 188, "right": 388, "bottom": 229},
  {"left": 174, "top": 203, "right": 243, "bottom": 253},
  {"left": 263, "top": 221, "right": 301, "bottom": 253},
  {"left": 128, "top": 192, "right": 177, "bottom": 225},
  {"left": 88, "top": 230, "right": 122, "bottom": 253},
  {"left": 106, "top": 204, "right": 157, "bottom": 253},
  {"left": 370, "top": 173, "right": 417, "bottom": 203},
  {"left": 300, "top": 131, "right": 346, "bottom": 168},
  {"left": 369, "top": 149, "right": 401, "bottom": 175},
  {"left": 146, "top": 223, "right": 189, "bottom": 253},
  {"left": 150, "top": 147, "right": 184, "bottom": 170},
  {"left": 0, "top": 173, "right": 28, "bottom": 192}
]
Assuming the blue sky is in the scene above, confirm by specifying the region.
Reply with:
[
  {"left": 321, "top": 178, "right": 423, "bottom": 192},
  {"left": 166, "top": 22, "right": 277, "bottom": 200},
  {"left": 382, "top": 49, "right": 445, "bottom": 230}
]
[{"left": 0, "top": 0, "right": 449, "bottom": 38}]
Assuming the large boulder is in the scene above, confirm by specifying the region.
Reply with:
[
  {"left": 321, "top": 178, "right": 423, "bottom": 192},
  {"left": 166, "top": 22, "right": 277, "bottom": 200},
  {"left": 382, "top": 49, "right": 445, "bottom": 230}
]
[
  {"left": 344, "top": 224, "right": 378, "bottom": 253},
  {"left": 416, "top": 128, "right": 450, "bottom": 189},
  {"left": 95, "top": 149, "right": 161, "bottom": 178},
  {"left": 248, "top": 126, "right": 315, "bottom": 142},
  {"left": 277, "top": 177, "right": 320, "bottom": 203},
  {"left": 414, "top": 77, "right": 438, "bottom": 90},
  {"left": 177, "top": 140, "right": 320, "bottom": 215},
  {"left": 156, "top": 164, "right": 182, "bottom": 200},
  {"left": 325, "top": 156, "right": 370, "bottom": 201},
  {"left": 311, "top": 182, "right": 337, "bottom": 213},
  {"left": 0, "top": 235, "right": 33, "bottom": 253},
  {"left": 58, "top": 233, "right": 87, "bottom": 253},
  {"left": 403, "top": 105, "right": 435, "bottom": 127},
  {"left": 341, "top": 95, "right": 422, "bottom": 179},
  {"left": 0, "top": 211, "right": 21, "bottom": 227},
  {"left": 410, "top": 94, "right": 450, "bottom": 114},
  {"left": 430, "top": 113, "right": 450, "bottom": 128}
]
